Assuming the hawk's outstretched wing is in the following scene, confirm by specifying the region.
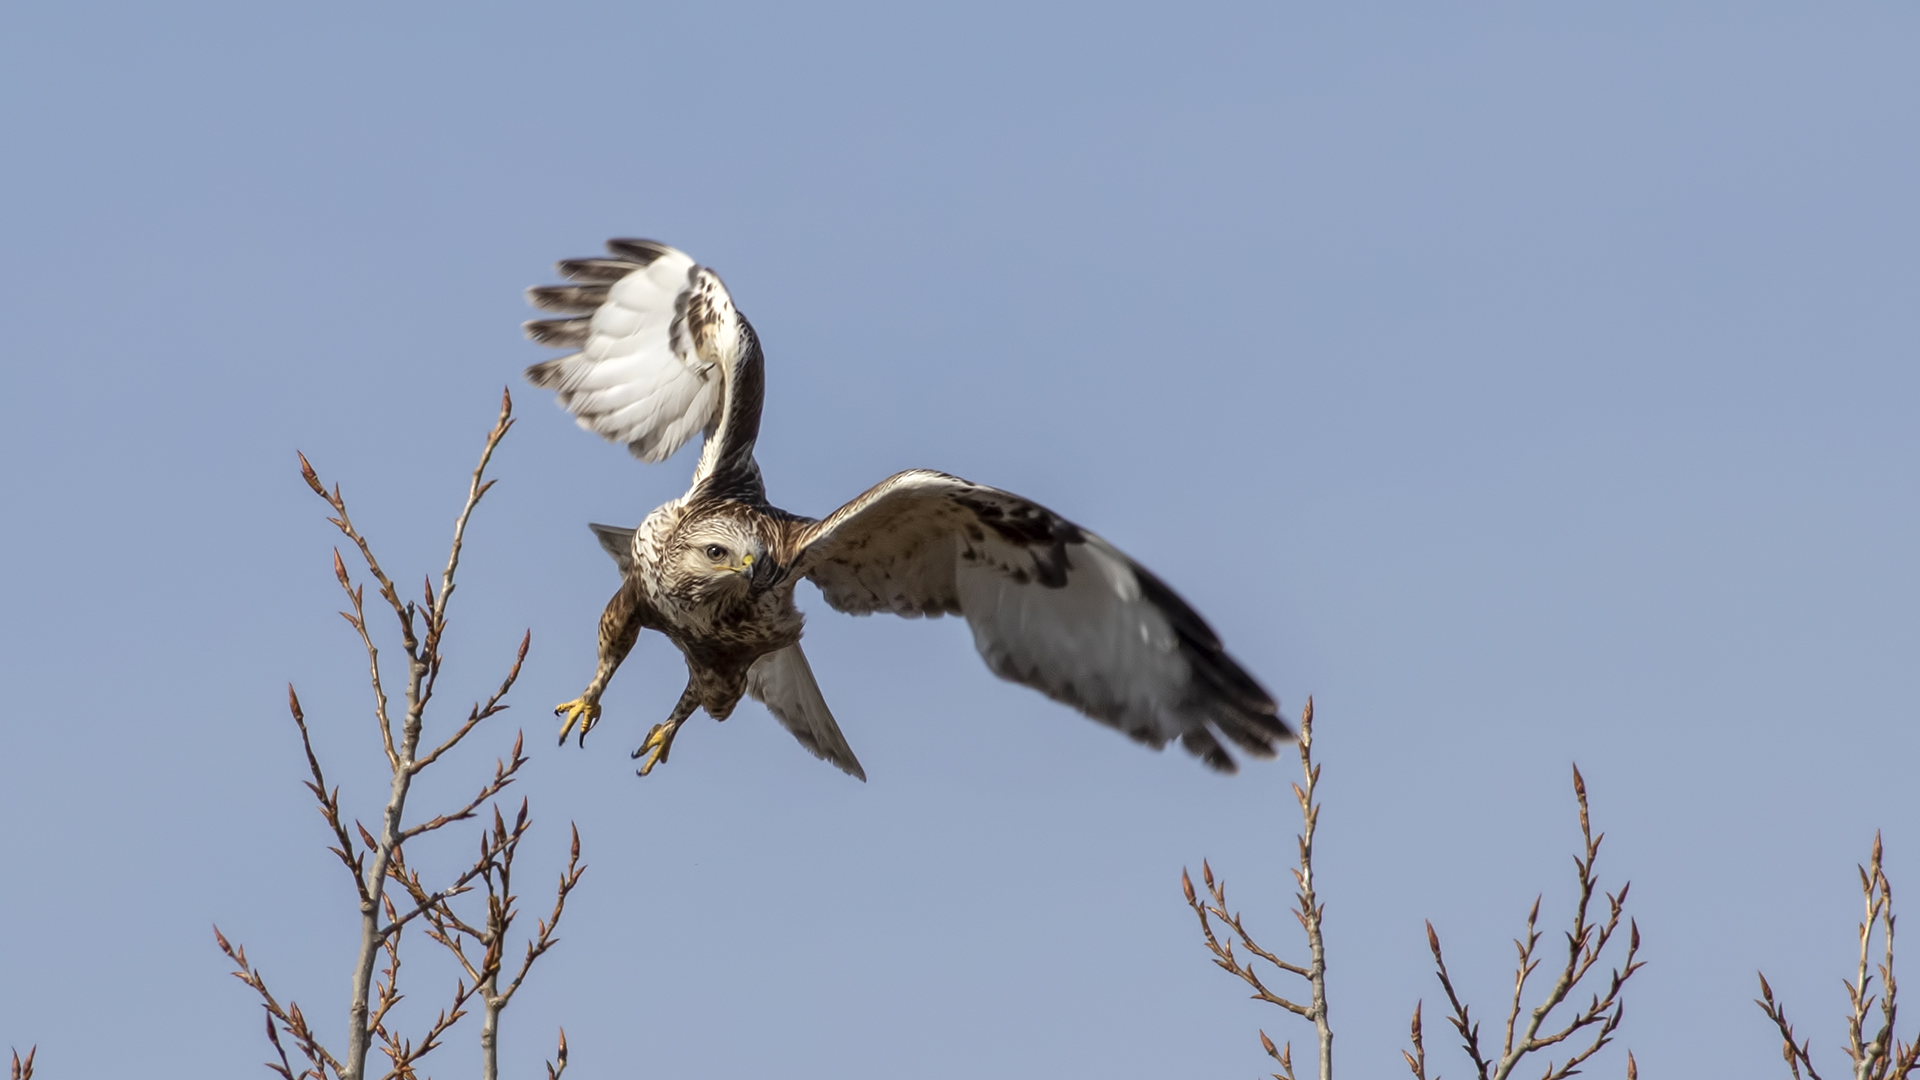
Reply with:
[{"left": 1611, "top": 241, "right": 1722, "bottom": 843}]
[
  {"left": 523, "top": 239, "right": 725, "bottom": 463},
  {"left": 785, "top": 471, "right": 1289, "bottom": 772}
]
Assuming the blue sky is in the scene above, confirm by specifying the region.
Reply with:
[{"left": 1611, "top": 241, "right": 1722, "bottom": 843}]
[{"left": 1, "top": 3, "right": 1916, "bottom": 1076}]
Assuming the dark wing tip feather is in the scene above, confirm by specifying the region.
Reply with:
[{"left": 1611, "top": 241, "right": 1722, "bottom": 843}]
[
  {"left": 1190, "top": 649, "right": 1291, "bottom": 758},
  {"left": 1181, "top": 729, "right": 1238, "bottom": 774},
  {"left": 1124, "top": 556, "right": 1291, "bottom": 764},
  {"left": 557, "top": 257, "right": 642, "bottom": 282},
  {"left": 524, "top": 356, "right": 568, "bottom": 388},
  {"left": 606, "top": 238, "right": 676, "bottom": 264},
  {"left": 524, "top": 317, "right": 592, "bottom": 348},
  {"left": 1210, "top": 700, "right": 1288, "bottom": 759},
  {"left": 527, "top": 284, "right": 610, "bottom": 314}
]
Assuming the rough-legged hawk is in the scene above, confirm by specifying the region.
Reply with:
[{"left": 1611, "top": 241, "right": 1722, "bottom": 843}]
[{"left": 525, "top": 240, "right": 1288, "bottom": 779}]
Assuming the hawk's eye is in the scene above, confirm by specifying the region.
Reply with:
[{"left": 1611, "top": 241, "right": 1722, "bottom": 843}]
[{"left": 704, "top": 544, "right": 729, "bottom": 561}]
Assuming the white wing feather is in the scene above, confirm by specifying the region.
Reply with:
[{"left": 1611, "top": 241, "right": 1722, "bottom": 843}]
[
  {"left": 792, "top": 471, "right": 1287, "bottom": 772},
  {"left": 524, "top": 242, "right": 725, "bottom": 463},
  {"left": 954, "top": 534, "right": 1190, "bottom": 737}
]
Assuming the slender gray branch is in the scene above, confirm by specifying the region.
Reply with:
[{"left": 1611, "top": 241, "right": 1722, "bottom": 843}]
[{"left": 1184, "top": 699, "right": 1330, "bottom": 1079}]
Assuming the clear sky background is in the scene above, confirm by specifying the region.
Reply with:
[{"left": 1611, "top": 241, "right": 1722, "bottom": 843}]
[{"left": 1, "top": 3, "right": 1915, "bottom": 1077}]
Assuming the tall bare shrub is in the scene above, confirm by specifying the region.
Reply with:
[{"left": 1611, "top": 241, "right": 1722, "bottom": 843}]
[{"left": 215, "top": 392, "right": 579, "bottom": 1080}]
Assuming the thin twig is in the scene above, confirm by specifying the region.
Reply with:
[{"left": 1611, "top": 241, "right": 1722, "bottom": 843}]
[
  {"left": 288, "top": 685, "right": 370, "bottom": 906},
  {"left": 408, "top": 800, "right": 587, "bottom": 1080},
  {"left": 1291, "top": 699, "right": 1333, "bottom": 1075},
  {"left": 412, "top": 633, "right": 530, "bottom": 774},
  {"left": 1419, "top": 765, "right": 1641, "bottom": 1080},
  {"left": 372, "top": 890, "right": 476, "bottom": 1080},
  {"left": 1185, "top": 699, "right": 1330, "bottom": 1079},
  {"left": 215, "top": 926, "right": 343, "bottom": 1078},
  {"left": 1758, "top": 834, "right": 1919, "bottom": 1080},
  {"left": 401, "top": 731, "right": 529, "bottom": 844},
  {"left": 263, "top": 1007, "right": 303, "bottom": 1080},
  {"left": 1403, "top": 1003, "right": 1427, "bottom": 1080},
  {"left": 502, "top": 823, "right": 588, "bottom": 1005},
  {"left": 1757, "top": 972, "right": 1825, "bottom": 1080},
  {"left": 300, "top": 459, "right": 408, "bottom": 768}
]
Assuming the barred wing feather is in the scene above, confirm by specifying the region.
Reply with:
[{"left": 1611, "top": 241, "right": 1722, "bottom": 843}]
[
  {"left": 789, "top": 471, "right": 1289, "bottom": 772},
  {"left": 523, "top": 239, "right": 724, "bottom": 463}
]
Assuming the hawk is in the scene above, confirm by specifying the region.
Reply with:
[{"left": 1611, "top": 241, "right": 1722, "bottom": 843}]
[{"left": 525, "top": 240, "right": 1288, "bottom": 779}]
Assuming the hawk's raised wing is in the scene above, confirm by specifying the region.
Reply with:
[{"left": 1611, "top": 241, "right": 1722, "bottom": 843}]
[
  {"left": 523, "top": 239, "right": 725, "bottom": 463},
  {"left": 785, "top": 471, "right": 1288, "bottom": 772}
]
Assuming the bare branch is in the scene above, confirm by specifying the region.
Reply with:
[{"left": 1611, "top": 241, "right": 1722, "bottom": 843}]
[
  {"left": 1293, "top": 699, "right": 1334, "bottom": 1076},
  {"left": 417, "top": 387, "right": 515, "bottom": 721},
  {"left": 400, "top": 731, "right": 529, "bottom": 842},
  {"left": 234, "top": 396, "right": 564, "bottom": 1080},
  {"left": 300, "top": 453, "right": 416, "bottom": 656},
  {"left": 262, "top": 1008, "right": 302, "bottom": 1080},
  {"left": 1757, "top": 971, "right": 1826, "bottom": 1080},
  {"left": 371, "top": 896, "right": 475, "bottom": 1080},
  {"left": 231, "top": 392, "right": 592, "bottom": 1080},
  {"left": 1428, "top": 920, "right": 1494, "bottom": 1078},
  {"left": 378, "top": 838, "right": 488, "bottom": 944},
  {"left": 502, "top": 823, "right": 588, "bottom": 1006},
  {"left": 412, "top": 633, "right": 530, "bottom": 774},
  {"left": 1758, "top": 834, "right": 1919, "bottom": 1080},
  {"left": 1403, "top": 1003, "right": 1427, "bottom": 1080},
  {"left": 1260, "top": 1028, "right": 1299, "bottom": 1080},
  {"left": 1418, "top": 765, "right": 1641, "bottom": 1080},
  {"left": 326, "top": 547, "right": 400, "bottom": 769},
  {"left": 1185, "top": 699, "right": 1331, "bottom": 1078},
  {"left": 215, "top": 926, "right": 343, "bottom": 1079},
  {"left": 404, "top": 797, "right": 586, "bottom": 1080},
  {"left": 1502, "top": 897, "right": 1542, "bottom": 1060},
  {"left": 288, "top": 685, "right": 370, "bottom": 906}
]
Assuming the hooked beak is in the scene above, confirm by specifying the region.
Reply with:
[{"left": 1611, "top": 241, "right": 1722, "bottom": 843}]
[{"left": 742, "top": 553, "right": 780, "bottom": 592}]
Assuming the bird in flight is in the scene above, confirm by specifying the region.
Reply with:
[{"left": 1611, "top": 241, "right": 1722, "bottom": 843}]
[{"left": 525, "top": 240, "right": 1288, "bottom": 779}]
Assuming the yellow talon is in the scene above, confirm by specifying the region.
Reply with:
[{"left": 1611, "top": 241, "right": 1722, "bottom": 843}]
[
  {"left": 554, "top": 697, "right": 601, "bottom": 746},
  {"left": 632, "top": 720, "right": 682, "bottom": 776}
]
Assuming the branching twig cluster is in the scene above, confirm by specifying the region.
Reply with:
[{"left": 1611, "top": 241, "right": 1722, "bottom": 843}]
[
  {"left": 1184, "top": 699, "right": 1331, "bottom": 1080},
  {"left": 1757, "top": 833, "right": 1919, "bottom": 1080},
  {"left": 215, "top": 391, "right": 579, "bottom": 1080},
  {"left": 9, "top": 1046, "right": 34, "bottom": 1080},
  {"left": 400, "top": 805, "right": 584, "bottom": 1080},
  {"left": 1406, "top": 765, "right": 1642, "bottom": 1080}
]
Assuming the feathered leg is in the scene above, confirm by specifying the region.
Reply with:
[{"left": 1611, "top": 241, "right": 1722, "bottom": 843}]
[
  {"left": 632, "top": 682, "right": 702, "bottom": 776},
  {"left": 555, "top": 581, "right": 645, "bottom": 746}
]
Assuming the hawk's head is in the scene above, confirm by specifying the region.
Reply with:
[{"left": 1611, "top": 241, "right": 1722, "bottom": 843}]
[{"left": 666, "top": 510, "right": 775, "bottom": 607}]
